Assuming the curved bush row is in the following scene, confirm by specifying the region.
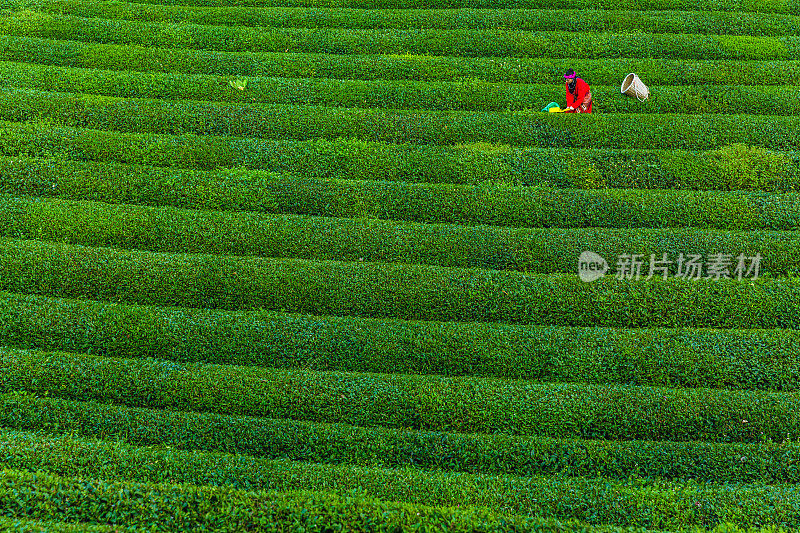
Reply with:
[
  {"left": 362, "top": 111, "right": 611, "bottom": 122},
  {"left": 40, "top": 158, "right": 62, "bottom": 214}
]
[
  {"left": 3, "top": 403, "right": 800, "bottom": 484},
  {"left": 5, "top": 157, "right": 800, "bottom": 230},
  {"left": 2, "top": 238, "right": 799, "bottom": 328},
  {"left": 3, "top": 61, "right": 800, "bottom": 116},
  {"left": 3, "top": 292, "right": 800, "bottom": 390},
  {"left": 2, "top": 348, "right": 800, "bottom": 442},
  {"left": 4, "top": 89, "right": 800, "bottom": 150},
  {"left": 2, "top": 464, "right": 797, "bottom": 531},
  {"left": 4, "top": 13, "right": 800, "bottom": 60},
  {"left": 5, "top": 36, "right": 800, "bottom": 86},
  {"left": 2, "top": 125, "right": 799, "bottom": 191},
  {"left": 0, "top": 468, "right": 589, "bottom": 533},
  {"left": 16, "top": 1, "right": 800, "bottom": 37},
  {"left": 5, "top": 195, "right": 800, "bottom": 276},
  {"left": 67, "top": 0, "right": 800, "bottom": 15}
]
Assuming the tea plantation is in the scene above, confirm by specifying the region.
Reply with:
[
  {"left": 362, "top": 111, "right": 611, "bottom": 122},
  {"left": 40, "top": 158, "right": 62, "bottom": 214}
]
[{"left": 1, "top": 0, "right": 800, "bottom": 530}]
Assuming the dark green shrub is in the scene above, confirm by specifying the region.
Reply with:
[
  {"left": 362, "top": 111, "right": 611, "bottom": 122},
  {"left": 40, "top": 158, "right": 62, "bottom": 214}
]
[
  {"left": 3, "top": 389, "right": 800, "bottom": 483},
  {"left": 5, "top": 35, "right": 800, "bottom": 86},
  {"left": 2, "top": 349, "right": 800, "bottom": 442},
  {"left": 3, "top": 195, "right": 800, "bottom": 274},
  {"left": 49, "top": 0, "right": 797, "bottom": 13},
  {"left": 5, "top": 13, "right": 800, "bottom": 60},
  {"left": 2, "top": 238, "right": 799, "bottom": 328},
  {"left": 2, "top": 89, "right": 800, "bottom": 151},
  {"left": 14, "top": 2, "right": 800, "bottom": 36},
  {"left": 3, "top": 291, "right": 800, "bottom": 390},
  {"left": 0, "top": 427, "right": 799, "bottom": 530}
]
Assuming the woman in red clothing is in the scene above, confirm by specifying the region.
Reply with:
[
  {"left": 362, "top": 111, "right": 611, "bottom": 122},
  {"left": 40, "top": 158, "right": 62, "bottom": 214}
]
[{"left": 564, "top": 68, "right": 592, "bottom": 113}]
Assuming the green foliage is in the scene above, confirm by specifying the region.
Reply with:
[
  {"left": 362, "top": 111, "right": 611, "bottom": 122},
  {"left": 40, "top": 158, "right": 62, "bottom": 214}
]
[
  {"left": 568, "top": 157, "right": 606, "bottom": 189},
  {"left": 19, "top": 61, "right": 796, "bottom": 115},
  {"left": 0, "top": 467, "right": 625, "bottom": 532},
  {"left": 706, "top": 144, "right": 794, "bottom": 191},
  {"left": 2, "top": 399, "right": 800, "bottom": 488},
  {"left": 3, "top": 194, "right": 800, "bottom": 275},
  {"left": 3, "top": 12, "right": 800, "bottom": 60},
  {"left": 15, "top": 1, "right": 800, "bottom": 37},
  {"left": 2, "top": 291, "right": 800, "bottom": 391},
  {"left": 0, "top": 424, "right": 798, "bottom": 528},
  {"left": 2, "top": 348, "right": 800, "bottom": 442},
  {"left": 22, "top": 0, "right": 797, "bottom": 13},
  {"left": 1, "top": 238, "right": 799, "bottom": 328},
  {"left": 5, "top": 35, "right": 800, "bottom": 86},
  {"left": 3, "top": 125, "right": 798, "bottom": 192},
  {"left": 1, "top": 89, "right": 800, "bottom": 151},
  {"left": 4, "top": 1, "right": 800, "bottom": 529},
  {"left": 0, "top": 515, "right": 135, "bottom": 532}
]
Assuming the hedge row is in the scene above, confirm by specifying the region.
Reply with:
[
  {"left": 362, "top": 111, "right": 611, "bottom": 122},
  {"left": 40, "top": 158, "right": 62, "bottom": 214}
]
[
  {"left": 6, "top": 157, "right": 800, "bottom": 230},
  {"left": 4, "top": 60, "right": 800, "bottom": 116},
  {"left": 3, "top": 348, "right": 800, "bottom": 442},
  {"left": 3, "top": 391, "right": 800, "bottom": 483},
  {"left": 16, "top": 1, "right": 800, "bottom": 36},
  {"left": 2, "top": 239, "right": 799, "bottom": 328},
  {"left": 3, "top": 291, "right": 800, "bottom": 390},
  {"left": 4, "top": 89, "right": 800, "bottom": 150},
  {"left": 2, "top": 124, "right": 800, "bottom": 191},
  {"left": 0, "top": 468, "right": 618, "bottom": 533},
  {"left": 5, "top": 195, "right": 800, "bottom": 275},
  {"left": 4, "top": 465, "right": 797, "bottom": 532},
  {"left": 45, "top": 0, "right": 800, "bottom": 15},
  {"left": 5, "top": 36, "right": 800, "bottom": 86},
  {"left": 0, "top": 516, "right": 135, "bottom": 533},
  {"left": 4, "top": 13, "right": 800, "bottom": 60}
]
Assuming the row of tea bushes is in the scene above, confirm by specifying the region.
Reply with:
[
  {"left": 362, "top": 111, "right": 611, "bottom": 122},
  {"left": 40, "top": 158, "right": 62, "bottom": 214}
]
[
  {"left": 2, "top": 349, "right": 800, "bottom": 441},
  {"left": 3, "top": 89, "right": 800, "bottom": 150},
  {"left": 3, "top": 291, "right": 799, "bottom": 390},
  {"left": 3, "top": 61, "right": 799, "bottom": 115},
  {"left": 5, "top": 35, "right": 800, "bottom": 86},
  {"left": 3, "top": 157, "right": 800, "bottom": 230},
  {"left": 2, "top": 464, "right": 797, "bottom": 531},
  {"left": 2, "top": 125, "right": 799, "bottom": 190},
  {"left": 4, "top": 13, "right": 800, "bottom": 60},
  {"left": 2, "top": 239, "right": 799, "bottom": 328},
  {"left": 1, "top": 406, "right": 800, "bottom": 530},
  {"left": 2, "top": 409, "right": 800, "bottom": 483},
  {"left": 19, "top": 1, "right": 800, "bottom": 36},
  {"left": 4, "top": 195, "right": 800, "bottom": 274},
  {"left": 0, "top": 516, "right": 133, "bottom": 533},
  {"left": 22, "top": 0, "right": 800, "bottom": 15},
  {"left": 0, "top": 467, "right": 579, "bottom": 532}
]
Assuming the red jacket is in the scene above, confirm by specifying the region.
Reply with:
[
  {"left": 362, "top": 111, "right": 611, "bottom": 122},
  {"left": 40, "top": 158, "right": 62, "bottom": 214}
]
[{"left": 566, "top": 78, "right": 592, "bottom": 113}]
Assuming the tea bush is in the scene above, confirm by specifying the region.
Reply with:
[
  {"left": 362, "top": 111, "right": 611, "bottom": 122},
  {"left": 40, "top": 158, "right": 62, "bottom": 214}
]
[
  {"left": 2, "top": 410, "right": 800, "bottom": 484},
  {"left": 14, "top": 1, "right": 800, "bottom": 36},
  {"left": 5, "top": 36, "right": 800, "bottom": 86},
  {"left": 1, "top": 239, "right": 799, "bottom": 328},
  {"left": 2, "top": 89, "right": 800, "bottom": 150},
  {"left": 706, "top": 144, "right": 794, "bottom": 191},
  {"left": 3, "top": 13, "right": 800, "bottom": 60},
  {"left": 2, "top": 350, "right": 800, "bottom": 442},
  {"left": 2, "top": 292, "right": 799, "bottom": 390}
]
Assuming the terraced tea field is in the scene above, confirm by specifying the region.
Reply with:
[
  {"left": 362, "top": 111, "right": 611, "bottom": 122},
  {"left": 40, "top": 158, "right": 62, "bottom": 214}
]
[{"left": 2, "top": 0, "right": 800, "bottom": 530}]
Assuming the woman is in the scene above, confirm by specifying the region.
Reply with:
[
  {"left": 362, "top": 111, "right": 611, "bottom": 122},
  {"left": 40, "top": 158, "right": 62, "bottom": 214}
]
[{"left": 564, "top": 69, "right": 592, "bottom": 113}]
